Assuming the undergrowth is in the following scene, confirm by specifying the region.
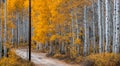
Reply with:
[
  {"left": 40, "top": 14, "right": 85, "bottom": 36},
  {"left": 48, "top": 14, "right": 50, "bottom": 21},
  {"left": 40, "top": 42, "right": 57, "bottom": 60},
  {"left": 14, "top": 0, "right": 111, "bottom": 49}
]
[{"left": 0, "top": 48, "right": 35, "bottom": 66}]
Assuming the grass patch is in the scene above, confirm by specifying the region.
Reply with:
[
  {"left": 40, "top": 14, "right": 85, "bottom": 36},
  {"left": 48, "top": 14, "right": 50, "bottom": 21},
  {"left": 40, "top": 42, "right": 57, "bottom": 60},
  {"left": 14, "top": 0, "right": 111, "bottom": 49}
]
[
  {"left": 52, "top": 53, "right": 83, "bottom": 64},
  {"left": 0, "top": 48, "right": 35, "bottom": 66},
  {"left": 52, "top": 53, "right": 120, "bottom": 66},
  {"left": 83, "top": 53, "right": 120, "bottom": 66}
]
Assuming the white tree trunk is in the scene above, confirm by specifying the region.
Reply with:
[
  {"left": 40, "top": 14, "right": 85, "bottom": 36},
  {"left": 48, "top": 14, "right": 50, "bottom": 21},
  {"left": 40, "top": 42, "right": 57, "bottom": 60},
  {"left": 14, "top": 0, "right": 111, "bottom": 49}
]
[
  {"left": 22, "top": 16, "right": 25, "bottom": 43},
  {"left": 113, "top": 0, "right": 116, "bottom": 53},
  {"left": 105, "top": 0, "right": 110, "bottom": 52},
  {"left": 4, "top": 0, "right": 7, "bottom": 57},
  {"left": 108, "top": 1, "right": 113, "bottom": 53},
  {"left": 115, "top": 0, "right": 120, "bottom": 54},
  {"left": 87, "top": 25, "right": 90, "bottom": 55},
  {"left": 71, "top": 11, "right": 74, "bottom": 45},
  {"left": 84, "top": 6, "right": 87, "bottom": 56},
  {"left": 98, "top": 0, "right": 102, "bottom": 53},
  {"left": 86, "top": 7, "right": 90, "bottom": 55},
  {"left": 101, "top": 0, "right": 105, "bottom": 52},
  {"left": 92, "top": 0, "right": 96, "bottom": 53},
  {"left": 75, "top": 9, "right": 79, "bottom": 39}
]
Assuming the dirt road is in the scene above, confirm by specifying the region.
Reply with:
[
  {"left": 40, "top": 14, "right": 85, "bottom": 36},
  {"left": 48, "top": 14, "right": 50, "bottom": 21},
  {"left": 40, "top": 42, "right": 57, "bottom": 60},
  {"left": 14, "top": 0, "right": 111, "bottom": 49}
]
[{"left": 15, "top": 49, "right": 80, "bottom": 66}]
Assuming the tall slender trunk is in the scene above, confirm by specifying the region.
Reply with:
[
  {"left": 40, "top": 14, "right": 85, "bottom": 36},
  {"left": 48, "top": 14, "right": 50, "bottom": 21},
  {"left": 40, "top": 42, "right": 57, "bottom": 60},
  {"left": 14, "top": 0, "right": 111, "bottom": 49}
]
[
  {"left": 75, "top": 8, "right": 80, "bottom": 56},
  {"left": 87, "top": 26, "right": 90, "bottom": 55},
  {"left": 92, "top": 0, "right": 96, "bottom": 53},
  {"left": 16, "top": 13, "right": 20, "bottom": 46},
  {"left": 109, "top": 0, "right": 113, "bottom": 52},
  {"left": 11, "top": 28, "right": 14, "bottom": 45},
  {"left": 86, "top": 7, "right": 90, "bottom": 55},
  {"left": 98, "top": 0, "right": 102, "bottom": 53},
  {"left": 24, "top": 19, "right": 27, "bottom": 42},
  {"left": 22, "top": 9, "right": 25, "bottom": 44},
  {"left": 71, "top": 10, "right": 74, "bottom": 45},
  {"left": 45, "top": 41, "right": 48, "bottom": 49},
  {"left": 105, "top": 0, "right": 110, "bottom": 52},
  {"left": 22, "top": 14, "right": 25, "bottom": 43},
  {"left": 0, "top": 1, "right": 2, "bottom": 58},
  {"left": 61, "top": 41, "right": 65, "bottom": 54},
  {"left": 113, "top": 0, "right": 116, "bottom": 53},
  {"left": 101, "top": 0, "right": 105, "bottom": 52},
  {"left": 4, "top": 0, "right": 7, "bottom": 57},
  {"left": 84, "top": 6, "right": 87, "bottom": 56},
  {"left": 18, "top": 14, "right": 20, "bottom": 45},
  {"left": 70, "top": 0, "right": 74, "bottom": 46},
  {"left": 49, "top": 41, "right": 54, "bottom": 55},
  {"left": 115, "top": 0, "right": 120, "bottom": 54}
]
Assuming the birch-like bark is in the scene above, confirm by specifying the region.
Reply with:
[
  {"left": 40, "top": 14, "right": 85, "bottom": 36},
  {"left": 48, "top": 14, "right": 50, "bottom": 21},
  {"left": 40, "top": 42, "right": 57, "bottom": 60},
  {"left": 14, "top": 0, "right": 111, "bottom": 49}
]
[
  {"left": 22, "top": 12, "right": 25, "bottom": 43},
  {"left": 16, "top": 13, "right": 20, "bottom": 46},
  {"left": 22, "top": 9, "right": 25, "bottom": 44},
  {"left": 113, "top": 0, "right": 116, "bottom": 53},
  {"left": 109, "top": 0, "right": 113, "bottom": 53},
  {"left": 24, "top": 19, "right": 27, "bottom": 42},
  {"left": 98, "top": 0, "right": 102, "bottom": 53},
  {"left": 71, "top": 11, "right": 74, "bottom": 45},
  {"left": 4, "top": 0, "right": 7, "bottom": 57},
  {"left": 76, "top": 9, "right": 79, "bottom": 40},
  {"left": 115, "top": 0, "right": 120, "bottom": 54},
  {"left": 91, "top": 0, "right": 96, "bottom": 53},
  {"left": 86, "top": 7, "right": 90, "bottom": 55},
  {"left": 87, "top": 25, "right": 90, "bottom": 55},
  {"left": 70, "top": 0, "right": 74, "bottom": 45},
  {"left": 101, "top": 0, "right": 105, "bottom": 52},
  {"left": 84, "top": 6, "right": 87, "bottom": 56},
  {"left": 105, "top": 0, "right": 110, "bottom": 52}
]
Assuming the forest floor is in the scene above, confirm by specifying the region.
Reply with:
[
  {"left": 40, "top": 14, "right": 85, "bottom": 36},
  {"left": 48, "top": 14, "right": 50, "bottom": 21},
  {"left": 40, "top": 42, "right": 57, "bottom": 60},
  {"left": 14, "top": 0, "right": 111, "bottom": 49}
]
[{"left": 15, "top": 49, "right": 80, "bottom": 66}]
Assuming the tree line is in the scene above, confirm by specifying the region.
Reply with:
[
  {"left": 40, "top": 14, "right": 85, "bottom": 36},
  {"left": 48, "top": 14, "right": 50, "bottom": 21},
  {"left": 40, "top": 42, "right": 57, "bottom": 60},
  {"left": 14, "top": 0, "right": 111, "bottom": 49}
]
[{"left": 0, "top": 0, "right": 120, "bottom": 59}]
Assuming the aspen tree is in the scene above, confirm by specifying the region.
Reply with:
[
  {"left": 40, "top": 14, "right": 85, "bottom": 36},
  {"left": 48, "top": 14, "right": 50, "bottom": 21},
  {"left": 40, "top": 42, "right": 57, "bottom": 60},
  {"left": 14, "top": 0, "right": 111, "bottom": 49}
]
[
  {"left": 4, "top": 0, "right": 7, "bottom": 57},
  {"left": 0, "top": 0, "right": 2, "bottom": 58},
  {"left": 92, "top": 0, "right": 96, "bottom": 53},
  {"left": 115, "top": 0, "right": 120, "bottom": 54},
  {"left": 84, "top": 6, "right": 87, "bottom": 56},
  {"left": 105, "top": 0, "right": 110, "bottom": 52},
  {"left": 98, "top": 0, "right": 103, "bottom": 53},
  {"left": 101, "top": 0, "right": 105, "bottom": 52},
  {"left": 113, "top": 0, "right": 116, "bottom": 53}
]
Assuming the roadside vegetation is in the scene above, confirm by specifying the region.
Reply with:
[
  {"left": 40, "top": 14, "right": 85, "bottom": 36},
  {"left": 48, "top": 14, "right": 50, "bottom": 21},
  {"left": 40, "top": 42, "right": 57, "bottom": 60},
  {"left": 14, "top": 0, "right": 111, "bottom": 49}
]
[{"left": 0, "top": 49, "right": 34, "bottom": 66}]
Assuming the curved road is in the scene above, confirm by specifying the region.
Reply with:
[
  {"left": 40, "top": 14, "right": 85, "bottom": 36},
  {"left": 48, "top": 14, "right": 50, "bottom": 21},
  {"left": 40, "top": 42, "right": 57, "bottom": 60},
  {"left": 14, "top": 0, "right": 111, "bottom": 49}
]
[{"left": 15, "top": 49, "right": 80, "bottom": 66}]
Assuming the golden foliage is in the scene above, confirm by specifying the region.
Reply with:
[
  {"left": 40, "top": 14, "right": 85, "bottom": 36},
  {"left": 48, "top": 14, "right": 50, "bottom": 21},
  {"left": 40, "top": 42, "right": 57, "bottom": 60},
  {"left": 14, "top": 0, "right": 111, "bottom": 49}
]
[
  {"left": 50, "top": 35, "right": 58, "bottom": 41},
  {"left": 74, "top": 39, "right": 81, "bottom": 44},
  {"left": 85, "top": 53, "right": 120, "bottom": 66},
  {"left": 0, "top": 49, "right": 34, "bottom": 66},
  {"left": 0, "top": 49, "right": 17, "bottom": 65}
]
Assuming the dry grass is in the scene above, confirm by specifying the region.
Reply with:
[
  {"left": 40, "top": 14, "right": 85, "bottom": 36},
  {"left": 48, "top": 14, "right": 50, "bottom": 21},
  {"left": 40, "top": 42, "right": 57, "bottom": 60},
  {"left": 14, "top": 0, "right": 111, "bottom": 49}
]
[
  {"left": 83, "top": 53, "right": 120, "bottom": 66},
  {"left": 0, "top": 49, "right": 35, "bottom": 66},
  {"left": 52, "top": 53, "right": 120, "bottom": 66}
]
